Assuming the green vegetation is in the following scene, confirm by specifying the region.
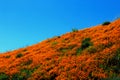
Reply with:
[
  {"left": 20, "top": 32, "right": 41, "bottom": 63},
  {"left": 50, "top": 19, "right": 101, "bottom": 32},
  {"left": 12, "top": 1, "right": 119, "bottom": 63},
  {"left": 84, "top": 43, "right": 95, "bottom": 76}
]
[
  {"left": 76, "top": 48, "right": 82, "bottom": 55},
  {"left": 76, "top": 38, "right": 93, "bottom": 55},
  {"left": 5, "top": 55, "right": 11, "bottom": 58},
  {"left": 72, "top": 28, "right": 78, "bottom": 32},
  {"left": 87, "top": 46, "right": 97, "bottom": 54},
  {"left": 59, "top": 48, "right": 68, "bottom": 53},
  {"left": 103, "top": 77, "right": 120, "bottom": 80},
  {"left": 51, "top": 41, "right": 58, "bottom": 46},
  {"left": 102, "top": 73, "right": 120, "bottom": 80},
  {"left": 102, "top": 21, "right": 111, "bottom": 25},
  {"left": 58, "top": 45, "right": 76, "bottom": 53},
  {"left": 12, "top": 66, "right": 39, "bottom": 80},
  {"left": 0, "top": 73, "right": 9, "bottom": 80},
  {"left": 99, "top": 48, "right": 120, "bottom": 79},
  {"left": 16, "top": 53, "right": 23, "bottom": 58},
  {"left": 81, "top": 38, "right": 93, "bottom": 50},
  {"left": 107, "top": 48, "right": 120, "bottom": 73},
  {"left": 12, "top": 69, "right": 34, "bottom": 80},
  {"left": 12, "top": 73, "right": 24, "bottom": 80},
  {"left": 97, "top": 42, "right": 113, "bottom": 51}
]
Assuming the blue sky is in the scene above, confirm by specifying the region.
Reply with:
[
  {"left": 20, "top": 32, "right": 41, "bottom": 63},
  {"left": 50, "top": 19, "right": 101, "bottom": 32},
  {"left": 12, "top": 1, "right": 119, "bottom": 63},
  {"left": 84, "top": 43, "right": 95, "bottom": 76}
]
[{"left": 0, "top": 0, "right": 120, "bottom": 52}]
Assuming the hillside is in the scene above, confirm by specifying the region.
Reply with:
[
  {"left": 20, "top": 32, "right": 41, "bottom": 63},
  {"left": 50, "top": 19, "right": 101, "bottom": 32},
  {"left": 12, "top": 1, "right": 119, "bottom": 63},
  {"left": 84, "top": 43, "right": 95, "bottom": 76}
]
[{"left": 0, "top": 19, "right": 120, "bottom": 80}]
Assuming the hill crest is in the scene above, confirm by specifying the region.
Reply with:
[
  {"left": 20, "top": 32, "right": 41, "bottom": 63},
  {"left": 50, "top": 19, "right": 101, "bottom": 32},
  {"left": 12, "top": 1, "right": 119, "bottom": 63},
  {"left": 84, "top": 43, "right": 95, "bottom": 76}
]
[{"left": 0, "top": 19, "right": 120, "bottom": 80}]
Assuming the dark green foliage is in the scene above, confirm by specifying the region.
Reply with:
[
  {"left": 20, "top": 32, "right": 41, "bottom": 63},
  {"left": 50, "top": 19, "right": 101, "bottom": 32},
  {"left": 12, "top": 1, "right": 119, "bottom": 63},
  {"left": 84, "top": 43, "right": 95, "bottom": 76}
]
[
  {"left": 102, "top": 73, "right": 120, "bottom": 80},
  {"left": 11, "top": 66, "right": 39, "bottom": 80},
  {"left": 12, "top": 69, "right": 33, "bottom": 80},
  {"left": 76, "top": 38, "right": 93, "bottom": 55},
  {"left": 0, "top": 73, "right": 9, "bottom": 80},
  {"left": 100, "top": 48, "right": 120, "bottom": 78},
  {"left": 51, "top": 41, "right": 58, "bottom": 46},
  {"left": 87, "top": 46, "right": 97, "bottom": 54},
  {"left": 76, "top": 48, "right": 82, "bottom": 55},
  {"left": 108, "top": 48, "right": 120, "bottom": 73},
  {"left": 103, "top": 77, "right": 120, "bottom": 80},
  {"left": 81, "top": 38, "right": 93, "bottom": 50},
  {"left": 5, "top": 55, "right": 11, "bottom": 58},
  {"left": 72, "top": 28, "right": 78, "bottom": 32},
  {"left": 16, "top": 53, "right": 23, "bottom": 58},
  {"left": 12, "top": 73, "right": 24, "bottom": 80},
  {"left": 102, "top": 21, "right": 111, "bottom": 25},
  {"left": 21, "top": 69, "right": 33, "bottom": 78}
]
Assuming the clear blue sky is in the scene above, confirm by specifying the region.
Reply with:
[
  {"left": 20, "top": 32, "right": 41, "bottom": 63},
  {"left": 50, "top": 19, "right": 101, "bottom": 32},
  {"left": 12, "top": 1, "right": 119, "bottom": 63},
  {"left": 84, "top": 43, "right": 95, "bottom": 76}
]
[{"left": 0, "top": 0, "right": 120, "bottom": 52}]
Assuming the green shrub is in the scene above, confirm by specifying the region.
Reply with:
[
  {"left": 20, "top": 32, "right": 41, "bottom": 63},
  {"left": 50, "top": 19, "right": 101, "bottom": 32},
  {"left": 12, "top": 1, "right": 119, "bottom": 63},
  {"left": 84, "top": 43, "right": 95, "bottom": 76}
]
[
  {"left": 102, "top": 21, "right": 111, "bottom": 25},
  {"left": 12, "top": 69, "right": 33, "bottom": 80},
  {"left": 51, "top": 41, "right": 58, "bottom": 46},
  {"left": 72, "top": 28, "right": 78, "bottom": 32},
  {"left": 5, "top": 55, "right": 11, "bottom": 58},
  {"left": 21, "top": 69, "right": 33, "bottom": 78},
  {"left": 16, "top": 53, "right": 23, "bottom": 58},
  {"left": 0, "top": 73, "right": 9, "bottom": 80},
  {"left": 81, "top": 38, "right": 93, "bottom": 50},
  {"left": 87, "top": 46, "right": 97, "bottom": 54},
  {"left": 76, "top": 48, "right": 82, "bottom": 55},
  {"left": 76, "top": 38, "right": 93, "bottom": 55}
]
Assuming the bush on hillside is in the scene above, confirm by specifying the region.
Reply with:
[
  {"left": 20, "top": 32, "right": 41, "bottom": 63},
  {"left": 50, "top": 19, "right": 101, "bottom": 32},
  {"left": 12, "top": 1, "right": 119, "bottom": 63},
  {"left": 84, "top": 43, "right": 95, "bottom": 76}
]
[
  {"left": 76, "top": 38, "right": 93, "bottom": 55},
  {"left": 5, "top": 55, "right": 11, "bottom": 58},
  {"left": 51, "top": 41, "right": 58, "bottom": 46},
  {"left": 16, "top": 53, "right": 23, "bottom": 58},
  {"left": 81, "top": 38, "right": 93, "bottom": 50},
  {"left": 72, "top": 28, "right": 78, "bottom": 32},
  {"left": 87, "top": 46, "right": 97, "bottom": 54},
  {"left": 102, "top": 21, "right": 111, "bottom": 25}
]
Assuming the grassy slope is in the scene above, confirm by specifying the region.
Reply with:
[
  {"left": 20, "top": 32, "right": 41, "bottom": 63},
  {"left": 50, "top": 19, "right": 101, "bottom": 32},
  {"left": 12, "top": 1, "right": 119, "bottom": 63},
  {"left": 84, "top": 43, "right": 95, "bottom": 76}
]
[{"left": 0, "top": 19, "right": 120, "bottom": 80}]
